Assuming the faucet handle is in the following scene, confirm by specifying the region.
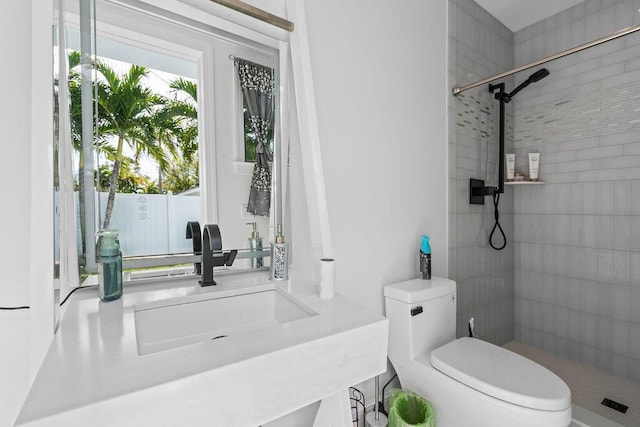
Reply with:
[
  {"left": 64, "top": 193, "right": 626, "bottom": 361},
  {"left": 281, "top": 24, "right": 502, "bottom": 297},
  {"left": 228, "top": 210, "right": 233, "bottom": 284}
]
[
  {"left": 224, "top": 250, "right": 238, "bottom": 266},
  {"left": 202, "top": 224, "right": 223, "bottom": 251},
  {"left": 185, "top": 221, "right": 202, "bottom": 275}
]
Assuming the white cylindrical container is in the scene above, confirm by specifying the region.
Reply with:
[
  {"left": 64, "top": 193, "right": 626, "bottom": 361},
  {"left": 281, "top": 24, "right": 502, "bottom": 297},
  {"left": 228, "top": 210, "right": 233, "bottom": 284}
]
[
  {"left": 528, "top": 152, "right": 540, "bottom": 181},
  {"left": 269, "top": 225, "right": 289, "bottom": 281},
  {"left": 505, "top": 153, "right": 515, "bottom": 181},
  {"left": 319, "top": 258, "right": 335, "bottom": 300},
  {"left": 269, "top": 242, "right": 289, "bottom": 281}
]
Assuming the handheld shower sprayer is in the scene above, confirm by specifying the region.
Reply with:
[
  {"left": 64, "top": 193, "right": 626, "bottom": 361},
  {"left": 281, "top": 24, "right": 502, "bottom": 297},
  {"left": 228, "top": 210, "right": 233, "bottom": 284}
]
[
  {"left": 490, "top": 68, "right": 550, "bottom": 103},
  {"left": 529, "top": 68, "right": 551, "bottom": 82},
  {"left": 478, "top": 68, "right": 551, "bottom": 250}
]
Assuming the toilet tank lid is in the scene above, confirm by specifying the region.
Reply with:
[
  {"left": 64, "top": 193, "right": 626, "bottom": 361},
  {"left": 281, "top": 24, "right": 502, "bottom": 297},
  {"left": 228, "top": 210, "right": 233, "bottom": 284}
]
[
  {"left": 431, "top": 338, "right": 571, "bottom": 411},
  {"left": 384, "top": 277, "right": 456, "bottom": 303}
]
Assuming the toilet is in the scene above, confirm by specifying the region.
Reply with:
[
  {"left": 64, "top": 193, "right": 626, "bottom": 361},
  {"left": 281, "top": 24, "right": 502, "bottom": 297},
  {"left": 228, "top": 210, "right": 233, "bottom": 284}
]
[{"left": 385, "top": 277, "right": 572, "bottom": 427}]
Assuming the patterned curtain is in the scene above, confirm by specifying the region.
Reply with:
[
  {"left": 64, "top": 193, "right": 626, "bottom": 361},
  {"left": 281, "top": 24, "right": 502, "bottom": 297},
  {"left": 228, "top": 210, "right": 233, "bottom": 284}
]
[{"left": 235, "top": 58, "right": 274, "bottom": 216}]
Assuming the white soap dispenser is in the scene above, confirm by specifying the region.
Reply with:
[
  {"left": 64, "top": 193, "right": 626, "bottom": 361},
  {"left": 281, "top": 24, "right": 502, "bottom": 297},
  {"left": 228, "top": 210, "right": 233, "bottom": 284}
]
[{"left": 269, "top": 224, "right": 289, "bottom": 281}]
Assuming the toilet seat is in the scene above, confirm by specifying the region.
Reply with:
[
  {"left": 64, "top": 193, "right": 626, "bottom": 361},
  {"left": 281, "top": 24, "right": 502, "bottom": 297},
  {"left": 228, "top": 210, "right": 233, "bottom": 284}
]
[{"left": 430, "top": 337, "right": 570, "bottom": 411}]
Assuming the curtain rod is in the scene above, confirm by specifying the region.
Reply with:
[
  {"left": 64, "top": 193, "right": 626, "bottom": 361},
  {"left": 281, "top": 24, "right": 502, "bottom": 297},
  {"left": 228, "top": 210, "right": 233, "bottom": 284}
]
[
  {"left": 452, "top": 24, "right": 640, "bottom": 96},
  {"left": 210, "top": 0, "right": 294, "bottom": 32}
]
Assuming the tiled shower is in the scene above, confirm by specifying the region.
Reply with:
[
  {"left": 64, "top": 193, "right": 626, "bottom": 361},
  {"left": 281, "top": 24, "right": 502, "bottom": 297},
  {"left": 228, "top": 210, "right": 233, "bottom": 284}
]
[
  {"left": 448, "top": 0, "right": 516, "bottom": 345},
  {"left": 449, "top": 0, "right": 640, "bottom": 382}
]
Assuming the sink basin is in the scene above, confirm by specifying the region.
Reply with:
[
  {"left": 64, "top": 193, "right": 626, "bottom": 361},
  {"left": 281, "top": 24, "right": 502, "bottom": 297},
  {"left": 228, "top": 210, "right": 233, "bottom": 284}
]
[{"left": 134, "top": 287, "right": 317, "bottom": 355}]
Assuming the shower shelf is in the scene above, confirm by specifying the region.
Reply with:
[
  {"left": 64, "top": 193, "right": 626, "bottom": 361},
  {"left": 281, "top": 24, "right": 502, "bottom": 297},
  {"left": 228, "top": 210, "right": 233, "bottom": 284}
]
[{"left": 505, "top": 181, "right": 545, "bottom": 185}]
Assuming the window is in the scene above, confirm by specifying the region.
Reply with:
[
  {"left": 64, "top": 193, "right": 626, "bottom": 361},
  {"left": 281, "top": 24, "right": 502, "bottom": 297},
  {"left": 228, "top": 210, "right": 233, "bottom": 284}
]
[
  {"left": 55, "top": 0, "right": 280, "bottom": 281},
  {"left": 58, "top": 28, "right": 202, "bottom": 278},
  {"left": 243, "top": 103, "right": 274, "bottom": 162},
  {"left": 93, "top": 54, "right": 201, "bottom": 261}
]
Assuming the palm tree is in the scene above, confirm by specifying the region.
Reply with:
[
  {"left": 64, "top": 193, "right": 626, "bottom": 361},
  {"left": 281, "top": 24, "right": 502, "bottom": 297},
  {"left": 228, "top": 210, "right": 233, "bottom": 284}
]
[
  {"left": 61, "top": 51, "right": 116, "bottom": 263},
  {"left": 167, "top": 77, "right": 198, "bottom": 162},
  {"left": 94, "top": 61, "right": 166, "bottom": 229},
  {"left": 148, "top": 76, "right": 200, "bottom": 195},
  {"left": 144, "top": 103, "right": 180, "bottom": 193}
]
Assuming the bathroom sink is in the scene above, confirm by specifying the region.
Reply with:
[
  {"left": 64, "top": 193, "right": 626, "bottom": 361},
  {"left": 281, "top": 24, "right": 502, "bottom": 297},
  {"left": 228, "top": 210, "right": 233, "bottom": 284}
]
[{"left": 134, "top": 287, "right": 316, "bottom": 355}]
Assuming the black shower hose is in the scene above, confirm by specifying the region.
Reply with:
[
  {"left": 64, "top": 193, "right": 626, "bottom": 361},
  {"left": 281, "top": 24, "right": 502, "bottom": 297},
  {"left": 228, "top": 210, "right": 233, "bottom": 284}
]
[{"left": 490, "top": 192, "right": 507, "bottom": 250}]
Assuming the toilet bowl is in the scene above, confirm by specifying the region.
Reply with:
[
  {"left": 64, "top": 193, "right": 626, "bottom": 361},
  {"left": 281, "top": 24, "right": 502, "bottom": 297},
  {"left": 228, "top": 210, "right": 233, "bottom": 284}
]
[{"left": 384, "top": 277, "right": 571, "bottom": 427}]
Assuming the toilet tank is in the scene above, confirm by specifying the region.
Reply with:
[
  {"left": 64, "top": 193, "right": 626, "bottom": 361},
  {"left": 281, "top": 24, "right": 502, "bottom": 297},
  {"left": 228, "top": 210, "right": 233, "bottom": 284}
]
[{"left": 384, "top": 277, "right": 456, "bottom": 361}]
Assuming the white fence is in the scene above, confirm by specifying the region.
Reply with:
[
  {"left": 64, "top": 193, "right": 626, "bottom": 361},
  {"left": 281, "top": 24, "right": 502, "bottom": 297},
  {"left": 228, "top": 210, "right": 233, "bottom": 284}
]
[{"left": 55, "top": 192, "right": 201, "bottom": 259}]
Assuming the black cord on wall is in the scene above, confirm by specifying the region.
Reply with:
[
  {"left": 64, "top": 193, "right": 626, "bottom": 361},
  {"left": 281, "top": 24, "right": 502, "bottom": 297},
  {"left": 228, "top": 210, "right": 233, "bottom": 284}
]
[
  {"left": 0, "top": 285, "right": 97, "bottom": 310},
  {"left": 60, "top": 285, "right": 97, "bottom": 306}
]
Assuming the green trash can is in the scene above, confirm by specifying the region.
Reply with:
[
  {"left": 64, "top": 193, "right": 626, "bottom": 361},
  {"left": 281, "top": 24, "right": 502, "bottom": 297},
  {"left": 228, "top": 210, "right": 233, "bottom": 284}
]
[{"left": 388, "top": 389, "right": 435, "bottom": 427}]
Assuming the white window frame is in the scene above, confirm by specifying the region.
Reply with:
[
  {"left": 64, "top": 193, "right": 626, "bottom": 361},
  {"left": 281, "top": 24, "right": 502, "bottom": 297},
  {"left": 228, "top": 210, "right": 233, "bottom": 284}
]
[{"left": 75, "top": 0, "right": 286, "bottom": 273}]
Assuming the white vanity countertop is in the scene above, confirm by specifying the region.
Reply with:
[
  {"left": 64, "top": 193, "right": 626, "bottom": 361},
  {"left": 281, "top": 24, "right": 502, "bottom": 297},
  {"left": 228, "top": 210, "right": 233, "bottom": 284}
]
[{"left": 16, "top": 271, "right": 388, "bottom": 426}]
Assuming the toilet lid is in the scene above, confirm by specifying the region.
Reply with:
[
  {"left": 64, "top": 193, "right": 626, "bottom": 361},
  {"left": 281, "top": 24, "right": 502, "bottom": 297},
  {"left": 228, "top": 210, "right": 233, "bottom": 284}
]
[{"left": 430, "top": 337, "right": 570, "bottom": 411}]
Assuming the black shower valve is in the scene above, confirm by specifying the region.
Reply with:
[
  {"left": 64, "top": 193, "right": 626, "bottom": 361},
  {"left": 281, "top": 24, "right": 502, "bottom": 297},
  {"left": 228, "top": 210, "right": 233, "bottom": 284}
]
[{"left": 469, "top": 178, "right": 498, "bottom": 205}]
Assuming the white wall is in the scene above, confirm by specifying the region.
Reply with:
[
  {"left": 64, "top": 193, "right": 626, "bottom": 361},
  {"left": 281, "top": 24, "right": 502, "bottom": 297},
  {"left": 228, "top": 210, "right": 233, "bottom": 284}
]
[
  {"left": 301, "top": 0, "right": 448, "bottom": 416},
  {"left": 0, "top": 0, "right": 448, "bottom": 425},
  {"left": 304, "top": 0, "right": 449, "bottom": 315},
  {"left": 1, "top": 0, "right": 33, "bottom": 308},
  {"left": 0, "top": 1, "right": 54, "bottom": 425},
  {"left": 272, "top": 2, "right": 449, "bottom": 422}
]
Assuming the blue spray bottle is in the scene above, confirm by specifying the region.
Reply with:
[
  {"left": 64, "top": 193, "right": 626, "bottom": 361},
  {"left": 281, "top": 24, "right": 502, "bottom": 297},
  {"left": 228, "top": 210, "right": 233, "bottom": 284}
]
[{"left": 420, "top": 235, "right": 431, "bottom": 280}]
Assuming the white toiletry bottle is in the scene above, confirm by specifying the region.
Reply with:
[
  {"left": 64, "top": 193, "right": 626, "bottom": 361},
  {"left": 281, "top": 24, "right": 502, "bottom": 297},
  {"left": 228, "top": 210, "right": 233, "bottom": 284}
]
[
  {"left": 269, "top": 225, "right": 289, "bottom": 281},
  {"left": 246, "top": 222, "right": 263, "bottom": 269}
]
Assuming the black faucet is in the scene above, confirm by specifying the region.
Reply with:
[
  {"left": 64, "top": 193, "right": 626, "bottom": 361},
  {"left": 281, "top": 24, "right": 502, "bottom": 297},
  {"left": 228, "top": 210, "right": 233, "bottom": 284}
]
[
  {"left": 185, "top": 221, "right": 202, "bottom": 275},
  {"left": 200, "top": 224, "right": 238, "bottom": 286}
]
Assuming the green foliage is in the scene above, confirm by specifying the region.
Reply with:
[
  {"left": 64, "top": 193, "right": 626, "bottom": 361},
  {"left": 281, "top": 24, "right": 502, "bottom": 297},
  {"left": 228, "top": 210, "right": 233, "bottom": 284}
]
[
  {"left": 167, "top": 77, "right": 198, "bottom": 163},
  {"left": 163, "top": 155, "right": 199, "bottom": 194},
  {"left": 94, "top": 60, "right": 167, "bottom": 228},
  {"left": 243, "top": 105, "right": 274, "bottom": 162},
  {"left": 97, "top": 163, "right": 157, "bottom": 194},
  {"left": 94, "top": 61, "right": 165, "bottom": 161},
  {"left": 65, "top": 51, "right": 200, "bottom": 201}
]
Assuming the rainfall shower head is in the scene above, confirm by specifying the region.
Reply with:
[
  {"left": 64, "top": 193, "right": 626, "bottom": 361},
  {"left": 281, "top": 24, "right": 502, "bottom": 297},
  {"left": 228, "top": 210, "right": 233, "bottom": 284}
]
[{"left": 502, "top": 68, "right": 550, "bottom": 102}]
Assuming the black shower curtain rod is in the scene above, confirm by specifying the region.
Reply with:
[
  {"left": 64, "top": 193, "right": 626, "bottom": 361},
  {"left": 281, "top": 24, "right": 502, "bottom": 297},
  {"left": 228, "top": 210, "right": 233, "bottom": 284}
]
[{"left": 452, "top": 24, "right": 640, "bottom": 96}]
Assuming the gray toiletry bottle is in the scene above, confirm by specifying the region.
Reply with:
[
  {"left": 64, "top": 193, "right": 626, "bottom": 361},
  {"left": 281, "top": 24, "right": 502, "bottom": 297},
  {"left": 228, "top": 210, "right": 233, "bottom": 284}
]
[
  {"left": 246, "top": 222, "right": 263, "bottom": 269},
  {"left": 270, "top": 225, "right": 289, "bottom": 281}
]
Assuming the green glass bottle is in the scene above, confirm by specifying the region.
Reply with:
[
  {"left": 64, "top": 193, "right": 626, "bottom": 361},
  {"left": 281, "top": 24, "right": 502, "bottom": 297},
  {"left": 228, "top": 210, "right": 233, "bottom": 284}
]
[{"left": 97, "top": 230, "right": 123, "bottom": 301}]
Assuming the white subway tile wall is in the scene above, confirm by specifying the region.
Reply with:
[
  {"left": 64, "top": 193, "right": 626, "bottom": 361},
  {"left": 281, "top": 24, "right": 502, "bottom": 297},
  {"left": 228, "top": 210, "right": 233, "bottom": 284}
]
[
  {"left": 449, "top": 0, "right": 515, "bottom": 345},
  {"left": 511, "top": 0, "right": 640, "bottom": 381},
  {"left": 451, "top": 0, "right": 640, "bottom": 382}
]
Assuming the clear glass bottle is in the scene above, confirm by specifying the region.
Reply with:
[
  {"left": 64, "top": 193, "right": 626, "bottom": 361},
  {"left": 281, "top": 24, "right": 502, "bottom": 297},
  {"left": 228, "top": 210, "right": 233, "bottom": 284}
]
[
  {"left": 246, "top": 222, "right": 263, "bottom": 269},
  {"left": 97, "top": 229, "right": 123, "bottom": 301}
]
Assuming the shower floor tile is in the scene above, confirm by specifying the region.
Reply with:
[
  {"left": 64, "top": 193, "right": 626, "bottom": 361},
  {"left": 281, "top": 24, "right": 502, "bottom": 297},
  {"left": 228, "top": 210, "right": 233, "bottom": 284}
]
[{"left": 505, "top": 341, "right": 639, "bottom": 427}]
